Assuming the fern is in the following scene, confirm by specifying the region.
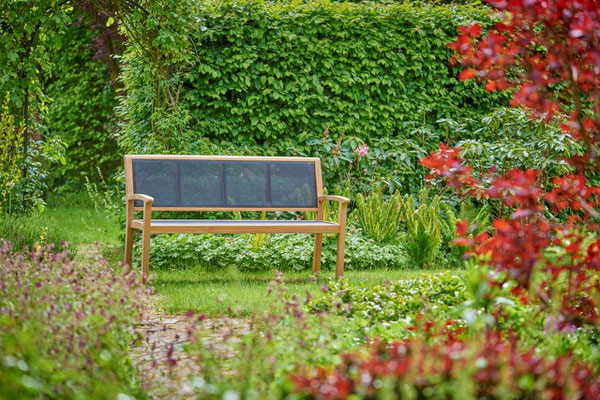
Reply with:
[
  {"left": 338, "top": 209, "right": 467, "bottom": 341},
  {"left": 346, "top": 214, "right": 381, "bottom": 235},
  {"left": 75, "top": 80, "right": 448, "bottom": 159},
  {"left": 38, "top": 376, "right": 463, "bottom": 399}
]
[
  {"left": 440, "top": 200, "right": 491, "bottom": 243},
  {"left": 251, "top": 211, "right": 270, "bottom": 250},
  {"left": 401, "top": 190, "right": 442, "bottom": 268},
  {"left": 356, "top": 183, "right": 402, "bottom": 243}
]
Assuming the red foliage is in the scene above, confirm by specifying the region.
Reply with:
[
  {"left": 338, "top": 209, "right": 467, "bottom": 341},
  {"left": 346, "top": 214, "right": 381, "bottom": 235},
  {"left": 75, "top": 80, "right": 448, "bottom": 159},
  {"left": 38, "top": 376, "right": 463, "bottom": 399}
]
[
  {"left": 487, "top": 169, "right": 543, "bottom": 217},
  {"left": 419, "top": 144, "right": 481, "bottom": 196},
  {"left": 289, "top": 331, "right": 600, "bottom": 400},
  {"left": 472, "top": 219, "right": 551, "bottom": 287},
  {"left": 546, "top": 174, "right": 600, "bottom": 215},
  {"left": 449, "top": 0, "right": 600, "bottom": 157},
  {"left": 422, "top": 143, "right": 600, "bottom": 325}
]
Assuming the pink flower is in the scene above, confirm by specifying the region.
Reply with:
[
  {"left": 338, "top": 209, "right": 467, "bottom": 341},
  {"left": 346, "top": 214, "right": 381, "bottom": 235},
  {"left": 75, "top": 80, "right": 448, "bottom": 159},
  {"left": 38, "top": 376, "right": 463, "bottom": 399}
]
[{"left": 354, "top": 143, "right": 369, "bottom": 157}]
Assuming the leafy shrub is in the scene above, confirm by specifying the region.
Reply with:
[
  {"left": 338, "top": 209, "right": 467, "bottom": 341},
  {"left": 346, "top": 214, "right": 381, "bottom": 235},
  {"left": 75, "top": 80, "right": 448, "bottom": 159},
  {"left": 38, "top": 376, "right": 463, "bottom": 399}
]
[
  {"left": 453, "top": 108, "right": 583, "bottom": 181},
  {"left": 0, "top": 241, "right": 149, "bottom": 399},
  {"left": 132, "top": 231, "right": 408, "bottom": 272},
  {"left": 401, "top": 190, "right": 442, "bottom": 267},
  {"left": 285, "top": 330, "right": 600, "bottom": 399},
  {"left": 118, "top": 0, "right": 506, "bottom": 153},
  {"left": 0, "top": 94, "right": 65, "bottom": 215},
  {"left": 356, "top": 184, "right": 402, "bottom": 243},
  {"left": 309, "top": 272, "right": 467, "bottom": 322},
  {"left": 0, "top": 93, "right": 24, "bottom": 213},
  {"left": 44, "top": 21, "right": 121, "bottom": 189},
  {"left": 438, "top": 200, "right": 491, "bottom": 266},
  {"left": 308, "top": 134, "right": 431, "bottom": 198}
]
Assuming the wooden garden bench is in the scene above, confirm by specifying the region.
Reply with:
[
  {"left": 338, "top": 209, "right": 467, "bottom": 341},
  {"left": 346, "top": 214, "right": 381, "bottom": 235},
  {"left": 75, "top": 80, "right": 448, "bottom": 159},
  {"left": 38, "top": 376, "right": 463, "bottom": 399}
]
[{"left": 123, "top": 155, "right": 349, "bottom": 282}]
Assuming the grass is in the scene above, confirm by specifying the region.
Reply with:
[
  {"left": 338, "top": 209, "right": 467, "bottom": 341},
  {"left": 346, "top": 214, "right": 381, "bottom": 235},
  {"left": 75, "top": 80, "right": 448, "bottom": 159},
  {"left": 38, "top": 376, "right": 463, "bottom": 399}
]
[
  {"left": 38, "top": 206, "right": 121, "bottom": 246},
  {"left": 1, "top": 192, "right": 121, "bottom": 251},
  {"left": 44, "top": 192, "right": 122, "bottom": 246},
  {"left": 152, "top": 267, "right": 453, "bottom": 316}
]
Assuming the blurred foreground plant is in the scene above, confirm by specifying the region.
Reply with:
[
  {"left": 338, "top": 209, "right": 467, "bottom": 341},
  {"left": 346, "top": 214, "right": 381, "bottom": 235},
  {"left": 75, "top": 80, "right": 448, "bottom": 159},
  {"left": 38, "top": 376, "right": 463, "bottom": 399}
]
[{"left": 0, "top": 241, "right": 151, "bottom": 399}]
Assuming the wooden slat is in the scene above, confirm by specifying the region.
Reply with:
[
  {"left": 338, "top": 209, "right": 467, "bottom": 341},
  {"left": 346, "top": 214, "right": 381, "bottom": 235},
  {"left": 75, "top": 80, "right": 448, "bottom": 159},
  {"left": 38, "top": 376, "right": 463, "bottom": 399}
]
[
  {"left": 132, "top": 206, "right": 319, "bottom": 212},
  {"left": 335, "top": 201, "right": 348, "bottom": 278},
  {"left": 130, "top": 220, "right": 144, "bottom": 230},
  {"left": 315, "top": 158, "right": 323, "bottom": 200},
  {"left": 125, "top": 154, "right": 319, "bottom": 162},
  {"left": 141, "top": 200, "right": 153, "bottom": 283},
  {"left": 129, "top": 220, "right": 340, "bottom": 234},
  {"left": 125, "top": 156, "right": 134, "bottom": 197},
  {"left": 149, "top": 225, "right": 340, "bottom": 234}
]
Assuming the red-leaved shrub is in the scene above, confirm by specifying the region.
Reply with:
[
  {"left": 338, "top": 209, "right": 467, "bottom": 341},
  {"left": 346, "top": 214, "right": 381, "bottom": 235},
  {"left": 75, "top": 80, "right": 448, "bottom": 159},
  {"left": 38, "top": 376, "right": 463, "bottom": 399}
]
[{"left": 289, "top": 330, "right": 600, "bottom": 400}]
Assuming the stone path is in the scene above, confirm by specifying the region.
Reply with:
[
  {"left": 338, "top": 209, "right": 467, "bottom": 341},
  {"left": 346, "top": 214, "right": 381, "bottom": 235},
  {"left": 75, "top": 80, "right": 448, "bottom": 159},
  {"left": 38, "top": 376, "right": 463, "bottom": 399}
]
[
  {"left": 76, "top": 244, "right": 249, "bottom": 399},
  {"left": 131, "top": 301, "right": 249, "bottom": 399}
]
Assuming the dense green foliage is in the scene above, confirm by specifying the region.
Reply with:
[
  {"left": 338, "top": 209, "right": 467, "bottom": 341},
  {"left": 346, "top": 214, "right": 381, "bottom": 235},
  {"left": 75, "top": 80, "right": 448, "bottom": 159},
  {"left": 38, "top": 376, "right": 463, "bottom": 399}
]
[
  {"left": 0, "top": 2, "right": 115, "bottom": 209},
  {"left": 454, "top": 107, "right": 583, "bottom": 179},
  {"left": 0, "top": 95, "right": 24, "bottom": 212},
  {"left": 133, "top": 232, "right": 408, "bottom": 272},
  {"left": 0, "top": 1, "right": 70, "bottom": 122},
  {"left": 310, "top": 272, "right": 467, "bottom": 322},
  {"left": 0, "top": 94, "right": 66, "bottom": 215},
  {"left": 118, "top": 0, "right": 507, "bottom": 154},
  {"left": 45, "top": 22, "right": 120, "bottom": 189}
]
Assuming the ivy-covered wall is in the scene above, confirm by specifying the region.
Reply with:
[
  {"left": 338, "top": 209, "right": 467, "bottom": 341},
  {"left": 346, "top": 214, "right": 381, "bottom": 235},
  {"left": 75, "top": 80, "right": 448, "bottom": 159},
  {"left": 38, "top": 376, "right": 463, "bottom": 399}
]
[{"left": 118, "top": 0, "right": 508, "bottom": 154}]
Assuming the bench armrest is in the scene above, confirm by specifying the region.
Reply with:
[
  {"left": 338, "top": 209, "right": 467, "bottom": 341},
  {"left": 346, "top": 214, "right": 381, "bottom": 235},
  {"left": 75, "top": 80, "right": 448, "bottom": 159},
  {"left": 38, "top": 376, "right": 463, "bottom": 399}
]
[
  {"left": 127, "top": 194, "right": 154, "bottom": 204},
  {"left": 126, "top": 194, "right": 154, "bottom": 231},
  {"left": 317, "top": 195, "right": 349, "bottom": 226},
  {"left": 318, "top": 195, "right": 350, "bottom": 204}
]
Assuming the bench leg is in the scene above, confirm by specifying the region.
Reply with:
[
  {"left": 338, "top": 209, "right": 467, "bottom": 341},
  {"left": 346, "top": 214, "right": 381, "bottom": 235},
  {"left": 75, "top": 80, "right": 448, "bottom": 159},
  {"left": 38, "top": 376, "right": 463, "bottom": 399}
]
[
  {"left": 124, "top": 225, "right": 134, "bottom": 269},
  {"left": 141, "top": 228, "right": 151, "bottom": 283},
  {"left": 312, "top": 233, "right": 323, "bottom": 274},
  {"left": 335, "top": 230, "right": 345, "bottom": 278}
]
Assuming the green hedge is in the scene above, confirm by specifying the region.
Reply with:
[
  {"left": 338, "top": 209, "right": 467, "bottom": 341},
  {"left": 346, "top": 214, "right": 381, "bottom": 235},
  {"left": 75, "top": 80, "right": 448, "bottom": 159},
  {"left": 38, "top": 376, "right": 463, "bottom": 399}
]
[{"left": 118, "top": 0, "right": 507, "bottom": 154}]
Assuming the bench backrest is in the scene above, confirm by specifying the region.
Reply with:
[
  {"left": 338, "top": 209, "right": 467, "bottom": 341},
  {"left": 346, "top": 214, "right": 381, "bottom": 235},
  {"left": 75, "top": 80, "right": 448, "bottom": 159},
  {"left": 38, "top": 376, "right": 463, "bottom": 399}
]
[{"left": 124, "top": 155, "right": 323, "bottom": 211}]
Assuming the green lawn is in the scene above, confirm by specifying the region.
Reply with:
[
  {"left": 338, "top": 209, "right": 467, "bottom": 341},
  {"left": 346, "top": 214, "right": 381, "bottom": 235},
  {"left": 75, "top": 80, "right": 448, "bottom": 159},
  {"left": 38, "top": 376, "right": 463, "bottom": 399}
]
[
  {"left": 31, "top": 197, "right": 455, "bottom": 317},
  {"left": 152, "top": 267, "right": 452, "bottom": 316},
  {"left": 42, "top": 192, "right": 121, "bottom": 246},
  {"left": 38, "top": 206, "right": 121, "bottom": 246}
]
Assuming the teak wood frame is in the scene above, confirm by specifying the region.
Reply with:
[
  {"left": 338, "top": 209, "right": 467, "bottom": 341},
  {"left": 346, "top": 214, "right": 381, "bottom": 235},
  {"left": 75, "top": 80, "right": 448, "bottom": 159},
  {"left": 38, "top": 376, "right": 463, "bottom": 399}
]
[{"left": 123, "top": 155, "right": 349, "bottom": 282}]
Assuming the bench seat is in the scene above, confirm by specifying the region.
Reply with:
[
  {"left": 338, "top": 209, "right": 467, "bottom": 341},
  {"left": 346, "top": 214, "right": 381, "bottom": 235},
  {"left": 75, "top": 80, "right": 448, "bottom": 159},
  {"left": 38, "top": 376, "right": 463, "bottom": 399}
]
[{"left": 130, "top": 219, "right": 340, "bottom": 234}]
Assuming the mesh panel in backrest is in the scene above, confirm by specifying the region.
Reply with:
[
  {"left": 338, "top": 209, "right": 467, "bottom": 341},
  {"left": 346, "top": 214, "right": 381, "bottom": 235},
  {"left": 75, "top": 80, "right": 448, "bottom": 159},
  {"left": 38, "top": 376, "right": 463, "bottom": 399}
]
[{"left": 131, "top": 159, "right": 317, "bottom": 208}]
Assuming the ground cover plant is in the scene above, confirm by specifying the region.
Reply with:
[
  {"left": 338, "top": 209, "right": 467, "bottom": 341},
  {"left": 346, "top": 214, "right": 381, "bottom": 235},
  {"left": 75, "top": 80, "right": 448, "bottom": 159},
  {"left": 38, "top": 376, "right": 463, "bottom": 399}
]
[
  {"left": 133, "top": 231, "right": 409, "bottom": 273},
  {"left": 309, "top": 272, "right": 467, "bottom": 323}
]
